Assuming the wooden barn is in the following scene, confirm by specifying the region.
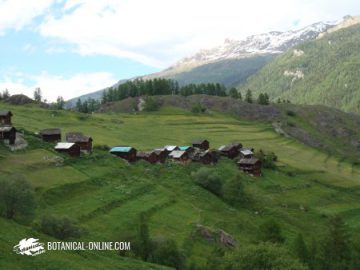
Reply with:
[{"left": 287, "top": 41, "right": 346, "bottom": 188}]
[
  {"left": 239, "top": 149, "right": 254, "bottom": 159},
  {"left": 237, "top": 158, "right": 262, "bottom": 177},
  {"left": 109, "top": 146, "right": 137, "bottom": 162},
  {"left": 55, "top": 142, "right": 81, "bottom": 157},
  {"left": 0, "top": 110, "right": 12, "bottom": 125},
  {"left": 136, "top": 151, "right": 159, "bottom": 164},
  {"left": 192, "top": 139, "right": 209, "bottom": 150},
  {"left": 153, "top": 148, "right": 168, "bottom": 163},
  {"left": 40, "top": 128, "right": 61, "bottom": 142},
  {"left": 168, "top": 150, "right": 188, "bottom": 163},
  {"left": 179, "top": 146, "right": 195, "bottom": 154},
  {"left": 218, "top": 144, "right": 240, "bottom": 159},
  {"left": 0, "top": 126, "right": 16, "bottom": 145},
  {"left": 66, "top": 132, "right": 93, "bottom": 153},
  {"left": 191, "top": 150, "right": 213, "bottom": 165}
]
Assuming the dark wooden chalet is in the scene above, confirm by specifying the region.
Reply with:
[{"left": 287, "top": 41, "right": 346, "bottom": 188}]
[
  {"left": 40, "top": 128, "right": 61, "bottom": 142},
  {"left": 237, "top": 158, "right": 262, "bottom": 177},
  {"left": 55, "top": 142, "right": 81, "bottom": 157},
  {"left": 136, "top": 151, "right": 159, "bottom": 164},
  {"left": 66, "top": 132, "right": 93, "bottom": 153},
  {"left": 109, "top": 146, "right": 137, "bottom": 162},
  {"left": 192, "top": 139, "right": 209, "bottom": 150},
  {"left": 168, "top": 150, "right": 189, "bottom": 163},
  {"left": 191, "top": 150, "right": 213, "bottom": 165},
  {"left": 0, "top": 110, "right": 12, "bottom": 125},
  {"left": 218, "top": 144, "right": 240, "bottom": 159},
  {"left": 0, "top": 126, "right": 16, "bottom": 145},
  {"left": 153, "top": 148, "right": 168, "bottom": 163}
]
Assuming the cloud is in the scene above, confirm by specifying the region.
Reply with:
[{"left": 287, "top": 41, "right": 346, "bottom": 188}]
[
  {"left": 37, "top": 0, "right": 360, "bottom": 68},
  {"left": 0, "top": 71, "right": 117, "bottom": 102},
  {"left": 0, "top": 0, "right": 57, "bottom": 35}
]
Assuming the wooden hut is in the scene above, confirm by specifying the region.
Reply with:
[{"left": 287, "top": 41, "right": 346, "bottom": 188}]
[
  {"left": 40, "top": 128, "right": 61, "bottom": 142},
  {"left": 0, "top": 110, "right": 12, "bottom": 125},
  {"left": 237, "top": 158, "right": 262, "bottom": 177},
  {"left": 168, "top": 150, "right": 188, "bottom": 163},
  {"left": 153, "top": 148, "right": 168, "bottom": 163},
  {"left": 136, "top": 151, "right": 159, "bottom": 164},
  {"left": 55, "top": 142, "right": 81, "bottom": 157},
  {"left": 0, "top": 126, "right": 16, "bottom": 145},
  {"left": 218, "top": 144, "right": 239, "bottom": 159},
  {"left": 191, "top": 150, "right": 213, "bottom": 164},
  {"left": 109, "top": 146, "right": 137, "bottom": 162},
  {"left": 66, "top": 132, "right": 93, "bottom": 153},
  {"left": 192, "top": 139, "right": 209, "bottom": 150}
]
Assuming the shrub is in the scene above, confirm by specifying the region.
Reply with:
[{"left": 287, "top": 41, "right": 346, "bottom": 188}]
[
  {"left": 286, "top": 110, "right": 296, "bottom": 117},
  {"left": 40, "top": 214, "right": 83, "bottom": 239},
  {"left": 258, "top": 219, "right": 285, "bottom": 244},
  {"left": 191, "top": 103, "right": 207, "bottom": 113},
  {"left": 222, "top": 243, "right": 307, "bottom": 270},
  {"left": 143, "top": 96, "right": 160, "bottom": 111},
  {"left": 255, "top": 150, "right": 278, "bottom": 169},
  {"left": 223, "top": 174, "right": 247, "bottom": 206},
  {"left": 151, "top": 238, "right": 184, "bottom": 270},
  {"left": 0, "top": 176, "right": 36, "bottom": 223},
  {"left": 191, "top": 167, "right": 222, "bottom": 196}
]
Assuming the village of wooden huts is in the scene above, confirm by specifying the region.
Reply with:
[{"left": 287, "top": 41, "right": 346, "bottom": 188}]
[{"left": 2, "top": 110, "right": 263, "bottom": 176}]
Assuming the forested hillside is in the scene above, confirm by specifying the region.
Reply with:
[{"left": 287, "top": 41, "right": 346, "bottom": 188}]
[{"left": 241, "top": 23, "right": 360, "bottom": 113}]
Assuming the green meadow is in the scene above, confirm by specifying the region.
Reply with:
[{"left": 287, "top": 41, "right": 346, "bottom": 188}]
[{"left": 0, "top": 102, "right": 360, "bottom": 269}]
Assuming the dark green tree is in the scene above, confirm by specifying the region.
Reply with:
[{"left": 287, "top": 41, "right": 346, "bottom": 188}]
[
  {"left": 191, "top": 167, "right": 222, "bottom": 197},
  {"left": 56, "top": 96, "right": 65, "bottom": 110},
  {"left": 0, "top": 176, "right": 36, "bottom": 223},
  {"left": 229, "top": 88, "right": 239, "bottom": 99},
  {"left": 245, "top": 89, "right": 253, "bottom": 103},
  {"left": 33, "top": 87, "right": 42, "bottom": 102},
  {"left": 223, "top": 174, "right": 246, "bottom": 206}
]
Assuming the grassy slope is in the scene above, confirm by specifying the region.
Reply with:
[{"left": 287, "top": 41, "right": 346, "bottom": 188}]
[
  {"left": 241, "top": 23, "right": 360, "bottom": 113},
  {"left": 0, "top": 103, "right": 360, "bottom": 269}
]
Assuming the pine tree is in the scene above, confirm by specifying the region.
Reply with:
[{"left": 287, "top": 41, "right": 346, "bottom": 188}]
[
  {"left": 245, "top": 89, "right": 253, "bottom": 103},
  {"left": 56, "top": 96, "right": 65, "bottom": 110},
  {"left": 229, "top": 88, "right": 239, "bottom": 99},
  {"left": 33, "top": 87, "right": 42, "bottom": 102}
]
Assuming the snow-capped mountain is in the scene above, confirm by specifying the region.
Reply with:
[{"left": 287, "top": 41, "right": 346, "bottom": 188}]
[{"left": 165, "top": 21, "right": 336, "bottom": 73}]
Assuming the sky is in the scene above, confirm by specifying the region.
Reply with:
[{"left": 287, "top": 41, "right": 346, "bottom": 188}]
[{"left": 0, "top": 0, "right": 360, "bottom": 101}]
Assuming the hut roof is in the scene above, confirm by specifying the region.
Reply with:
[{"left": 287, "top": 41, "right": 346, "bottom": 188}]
[
  {"left": 66, "top": 132, "right": 92, "bottom": 143},
  {"left": 40, "top": 128, "right": 61, "bottom": 135},
  {"left": 179, "top": 146, "right": 192, "bottom": 151},
  {"left": 240, "top": 149, "right": 253, "bottom": 156},
  {"left": 0, "top": 110, "right": 12, "bottom": 116},
  {"left": 237, "top": 158, "right": 260, "bottom": 165},
  {"left": 0, "top": 126, "right": 16, "bottom": 132},
  {"left": 218, "top": 144, "right": 236, "bottom": 151},
  {"left": 110, "top": 146, "right": 134, "bottom": 153},
  {"left": 55, "top": 142, "right": 76, "bottom": 150},
  {"left": 169, "top": 150, "right": 186, "bottom": 158},
  {"left": 164, "top": 145, "right": 178, "bottom": 151},
  {"left": 192, "top": 139, "right": 208, "bottom": 144}
]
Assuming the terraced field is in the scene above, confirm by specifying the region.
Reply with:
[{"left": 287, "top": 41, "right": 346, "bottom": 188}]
[{"left": 0, "top": 103, "right": 359, "bottom": 269}]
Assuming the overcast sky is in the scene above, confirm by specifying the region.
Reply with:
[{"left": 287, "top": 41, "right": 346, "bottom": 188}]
[{"left": 1, "top": 0, "right": 360, "bottom": 101}]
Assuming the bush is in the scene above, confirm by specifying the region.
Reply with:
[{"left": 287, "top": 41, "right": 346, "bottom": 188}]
[
  {"left": 255, "top": 150, "right": 278, "bottom": 169},
  {"left": 223, "top": 174, "right": 247, "bottom": 206},
  {"left": 191, "top": 167, "right": 222, "bottom": 196},
  {"left": 151, "top": 238, "right": 184, "bottom": 270},
  {"left": 0, "top": 176, "right": 36, "bottom": 223},
  {"left": 40, "top": 214, "right": 83, "bottom": 239},
  {"left": 286, "top": 110, "right": 296, "bottom": 117},
  {"left": 222, "top": 243, "right": 307, "bottom": 270},
  {"left": 143, "top": 96, "right": 160, "bottom": 111},
  {"left": 258, "top": 219, "right": 285, "bottom": 244},
  {"left": 191, "top": 103, "right": 207, "bottom": 113}
]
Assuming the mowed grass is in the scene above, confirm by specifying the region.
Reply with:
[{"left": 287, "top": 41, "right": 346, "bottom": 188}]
[{"left": 1, "top": 102, "right": 360, "bottom": 269}]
